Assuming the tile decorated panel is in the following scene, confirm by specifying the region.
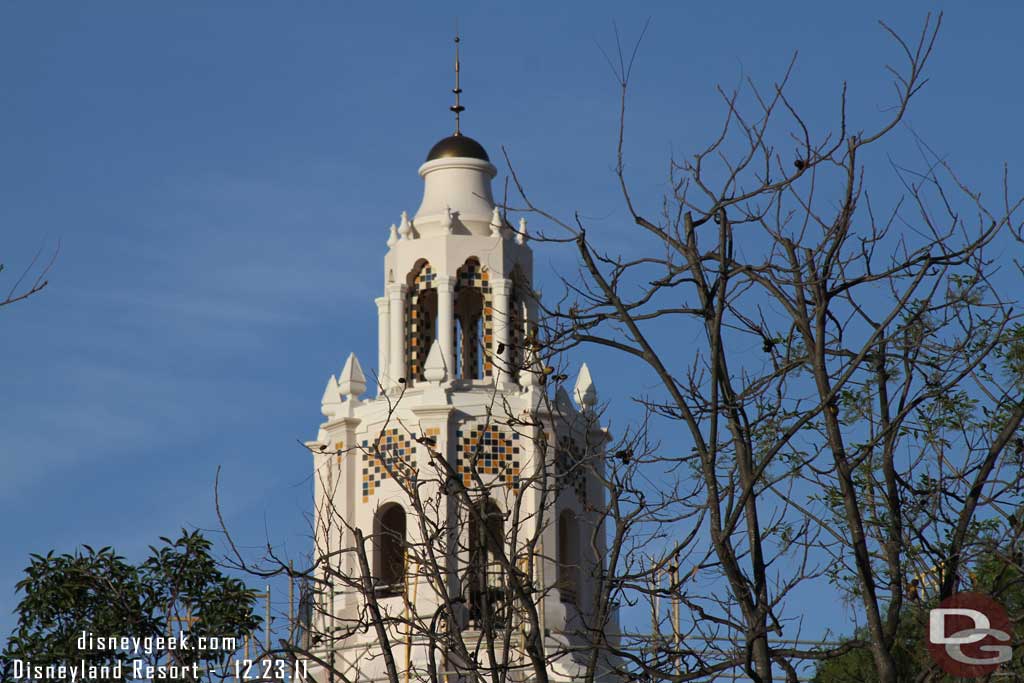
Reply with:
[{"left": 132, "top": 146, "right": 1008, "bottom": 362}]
[
  {"left": 557, "top": 436, "right": 587, "bottom": 504},
  {"left": 361, "top": 428, "right": 415, "bottom": 502},
  {"left": 420, "top": 426, "right": 441, "bottom": 452},
  {"left": 455, "top": 423, "right": 521, "bottom": 490}
]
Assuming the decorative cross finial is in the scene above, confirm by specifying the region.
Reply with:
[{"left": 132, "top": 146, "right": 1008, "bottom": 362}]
[{"left": 450, "top": 27, "right": 464, "bottom": 135}]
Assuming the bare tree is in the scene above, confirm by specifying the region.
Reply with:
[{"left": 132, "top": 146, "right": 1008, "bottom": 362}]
[
  {"left": 217, "top": 349, "right": 651, "bottom": 683},
  {"left": 501, "top": 12, "right": 1024, "bottom": 683},
  {"left": 212, "top": 13, "right": 1024, "bottom": 683}
]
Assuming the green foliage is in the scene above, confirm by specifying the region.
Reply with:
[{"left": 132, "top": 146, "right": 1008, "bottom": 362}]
[
  {"left": 814, "top": 549, "right": 1024, "bottom": 682},
  {"left": 997, "top": 323, "right": 1024, "bottom": 388},
  {"left": 4, "top": 547, "right": 151, "bottom": 676},
  {"left": 812, "top": 619, "right": 922, "bottom": 683},
  {"left": 2, "top": 530, "right": 260, "bottom": 682},
  {"left": 139, "top": 532, "right": 261, "bottom": 667}
]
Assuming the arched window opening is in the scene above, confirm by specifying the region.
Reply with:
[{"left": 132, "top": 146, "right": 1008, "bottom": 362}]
[
  {"left": 455, "top": 288, "right": 483, "bottom": 379},
  {"left": 468, "top": 499, "right": 507, "bottom": 626},
  {"left": 413, "top": 287, "right": 438, "bottom": 378},
  {"left": 374, "top": 504, "right": 406, "bottom": 597},
  {"left": 507, "top": 268, "right": 529, "bottom": 382},
  {"left": 455, "top": 258, "right": 492, "bottom": 380},
  {"left": 558, "top": 510, "right": 579, "bottom": 604},
  {"left": 406, "top": 261, "right": 437, "bottom": 382}
]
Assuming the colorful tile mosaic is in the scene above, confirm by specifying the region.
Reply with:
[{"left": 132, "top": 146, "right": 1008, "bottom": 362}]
[
  {"left": 406, "top": 261, "right": 438, "bottom": 382},
  {"left": 557, "top": 437, "right": 587, "bottom": 504},
  {"left": 361, "top": 428, "right": 416, "bottom": 502},
  {"left": 456, "top": 260, "right": 493, "bottom": 378},
  {"left": 455, "top": 423, "right": 521, "bottom": 490},
  {"left": 420, "top": 426, "right": 441, "bottom": 451}
]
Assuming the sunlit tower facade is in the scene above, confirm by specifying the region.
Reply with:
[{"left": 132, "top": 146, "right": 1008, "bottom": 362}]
[{"left": 305, "top": 41, "right": 617, "bottom": 682}]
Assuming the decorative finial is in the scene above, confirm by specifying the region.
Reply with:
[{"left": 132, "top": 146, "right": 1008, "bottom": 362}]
[
  {"left": 450, "top": 27, "right": 465, "bottom": 136},
  {"left": 489, "top": 206, "right": 503, "bottom": 237},
  {"left": 399, "top": 211, "right": 412, "bottom": 239},
  {"left": 440, "top": 205, "right": 453, "bottom": 234},
  {"left": 320, "top": 374, "right": 342, "bottom": 418},
  {"left": 574, "top": 362, "right": 597, "bottom": 409},
  {"left": 516, "top": 217, "right": 528, "bottom": 245},
  {"left": 423, "top": 340, "right": 447, "bottom": 383},
  {"left": 387, "top": 223, "right": 398, "bottom": 248},
  {"left": 338, "top": 352, "right": 367, "bottom": 399}
]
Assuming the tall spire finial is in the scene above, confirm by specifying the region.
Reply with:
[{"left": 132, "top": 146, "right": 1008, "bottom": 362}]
[{"left": 450, "top": 25, "right": 464, "bottom": 136}]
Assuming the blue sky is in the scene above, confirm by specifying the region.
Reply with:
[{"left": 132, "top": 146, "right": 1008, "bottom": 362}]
[{"left": 2, "top": 0, "right": 1023, "bottom": 652}]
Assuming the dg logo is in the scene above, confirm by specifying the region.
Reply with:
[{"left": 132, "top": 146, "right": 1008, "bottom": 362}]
[{"left": 927, "top": 592, "right": 1013, "bottom": 677}]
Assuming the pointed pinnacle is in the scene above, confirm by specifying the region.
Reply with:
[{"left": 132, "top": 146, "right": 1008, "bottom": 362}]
[
  {"left": 321, "top": 374, "right": 342, "bottom": 417},
  {"left": 516, "top": 217, "right": 528, "bottom": 245},
  {"left": 423, "top": 340, "right": 447, "bottom": 383},
  {"left": 489, "top": 206, "right": 503, "bottom": 237},
  {"left": 399, "top": 211, "right": 412, "bottom": 239},
  {"left": 338, "top": 352, "right": 367, "bottom": 398},
  {"left": 574, "top": 362, "right": 597, "bottom": 409}
]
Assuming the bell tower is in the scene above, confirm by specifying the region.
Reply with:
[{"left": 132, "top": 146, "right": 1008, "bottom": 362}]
[
  {"left": 377, "top": 134, "right": 532, "bottom": 391},
  {"left": 305, "top": 39, "right": 619, "bottom": 683}
]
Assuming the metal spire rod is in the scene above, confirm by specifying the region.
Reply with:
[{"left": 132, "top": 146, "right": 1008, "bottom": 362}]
[{"left": 450, "top": 27, "right": 464, "bottom": 135}]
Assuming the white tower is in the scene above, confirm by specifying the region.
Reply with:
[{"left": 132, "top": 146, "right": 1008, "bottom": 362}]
[{"left": 305, "top": 48, "right": 617, "bottom": 683}]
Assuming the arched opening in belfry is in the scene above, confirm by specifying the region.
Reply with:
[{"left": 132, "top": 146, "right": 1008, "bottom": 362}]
[
  {"left": 468, "top": 498, "right": 506, "bottom": 625},
  {"left": 454, "top": 258, "right": 492, "bottom": 380},
  {"left": 374, "top": 503, "right": 406, "bottom": 597},
  {"left": 406, "top": 260, "right": 438, "bottom": 382},
  {"left": 558, "top": 510, "right": 579, "bottom": 604},
  {"left": 507, "top": 267, "right": 530, "bottom": 383},
  {"left": 455, "top": 289, "right": 483, "bottom": 379}
]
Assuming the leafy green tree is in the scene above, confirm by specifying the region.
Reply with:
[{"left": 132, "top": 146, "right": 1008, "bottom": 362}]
[
  {"left": 812, "top": 620, "right": 924, "bottom": 682},
  {"left": 813, "top": 548, "right": 1024, "bottom": 681},
  {"left": 2, "top": 530, "right": 260, "bottom": 683}
]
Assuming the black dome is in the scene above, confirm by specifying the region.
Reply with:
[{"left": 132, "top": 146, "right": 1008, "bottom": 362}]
[{"left": 426, "top": 134, "right": 490, "bottom": 162}]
